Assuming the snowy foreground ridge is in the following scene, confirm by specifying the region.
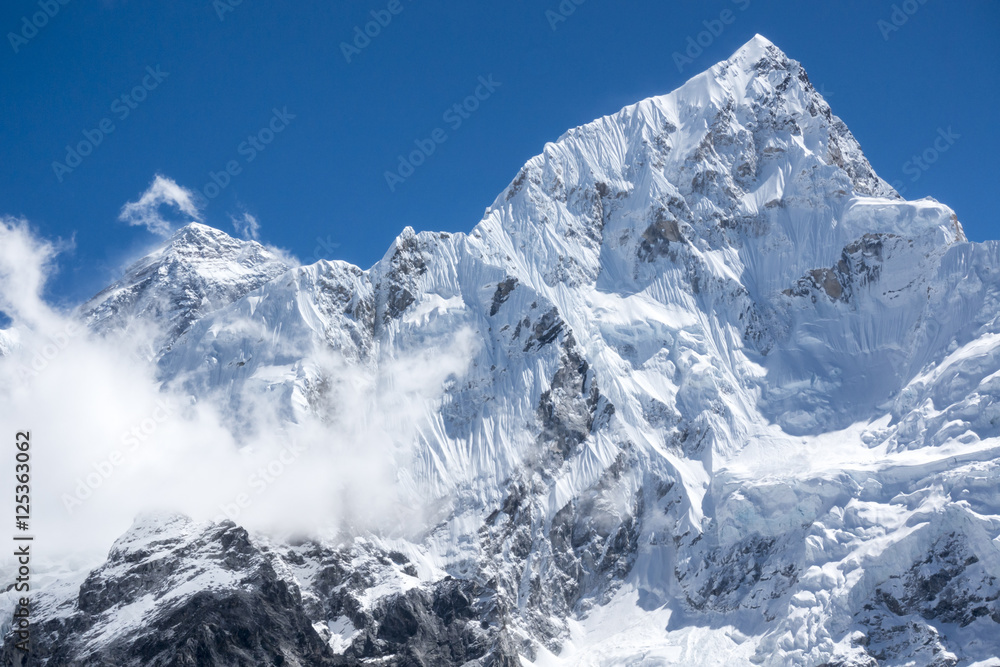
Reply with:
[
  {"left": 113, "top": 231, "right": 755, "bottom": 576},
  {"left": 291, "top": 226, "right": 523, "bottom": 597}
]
[{"left": 7, "top": 35, "right": 1000, "bottom": 665}]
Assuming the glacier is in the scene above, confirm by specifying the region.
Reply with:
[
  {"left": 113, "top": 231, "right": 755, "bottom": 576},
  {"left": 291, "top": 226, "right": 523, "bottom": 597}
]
[{"left": 2, "top": 34, "right": 1000, "bottom": 666}]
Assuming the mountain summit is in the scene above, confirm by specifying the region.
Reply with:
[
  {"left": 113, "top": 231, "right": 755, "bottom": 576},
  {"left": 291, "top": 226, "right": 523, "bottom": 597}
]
[
  {"left": 15, "top": 36, "right": 1000, "bottom": 666},
  {"left": 83, "top": 222, "right": 290, "bottom": 351}
]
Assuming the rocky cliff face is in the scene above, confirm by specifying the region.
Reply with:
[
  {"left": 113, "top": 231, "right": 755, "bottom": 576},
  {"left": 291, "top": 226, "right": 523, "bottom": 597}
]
[{"left": 5, "top": 35, "right": 1000, "bottom": 666}]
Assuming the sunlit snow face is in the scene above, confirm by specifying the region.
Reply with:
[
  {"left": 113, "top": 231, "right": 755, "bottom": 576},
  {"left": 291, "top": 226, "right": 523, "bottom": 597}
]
[{"left": 0, "top": 219, "right": 478, "bottom": 560}]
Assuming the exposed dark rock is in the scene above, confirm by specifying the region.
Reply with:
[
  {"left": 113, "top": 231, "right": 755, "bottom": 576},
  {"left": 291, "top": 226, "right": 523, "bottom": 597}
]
[
  {"left": 343, "top": 578, "right": 519, "bottom": 667},
  {"left": 636, "top": 195, "right": 698, "bottom": 264},
  {"left": 522, "top": 308, "right": 564, "bottom": 353},
  {"left": 379, "top": 230, "right": 429, "bottom": 324},
  {"left": 785, "top": 233, "right": 907, "bottom": 304},
  {"left": 680, "top": 533, "right": 797, "bottom": 615},
  {"left": 852, "top": 531, "right": 1000, "bottom": 665},
  {"left": 490, "top": 278, "right": 518, "bottom": 317},
  {"left": 536, "top": 336, "right": 599, "bottom": 460},
  {"left": 3, "top": 519, "right": 350, "bottom": 666}
]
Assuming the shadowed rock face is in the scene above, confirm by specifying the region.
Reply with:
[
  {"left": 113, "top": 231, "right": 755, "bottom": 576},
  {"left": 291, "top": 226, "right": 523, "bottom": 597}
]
[
  {"left": 376, "top": 228, "right": 430, "bottom": 327},
  {"left": 536, "top": 335, "right": 601, "bottom": 461},
  {"left": 124, "top": 588, "right": 348, "bottom": 667},
  {"left": 2, "top": 519, "right": 350, "bottom": 667},
  {"left": 346, "top": 579, "right": 521, "bottom": 666},
  {"left": 853, "top": 532, "right": 1000, "bottom": 666},
  {"left": 2, "top": 516, "right": 526, "bottom": 667},
  {"left": 490, "top": 278, "right": 518, "bottom": 317},
  {"left": 638, "top": 201, "right": 688, "bottom": 263}
]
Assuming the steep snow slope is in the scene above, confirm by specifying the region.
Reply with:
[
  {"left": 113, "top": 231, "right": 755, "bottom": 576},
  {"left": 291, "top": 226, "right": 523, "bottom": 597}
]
[{"left": 6, "top": 35, "right": 1000, "bottom": 666}]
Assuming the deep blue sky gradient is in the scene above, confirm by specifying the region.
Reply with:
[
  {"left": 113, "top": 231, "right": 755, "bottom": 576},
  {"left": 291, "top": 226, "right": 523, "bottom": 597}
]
[{"left": 1, "top": 0, "right": 998, "bottom": 305}]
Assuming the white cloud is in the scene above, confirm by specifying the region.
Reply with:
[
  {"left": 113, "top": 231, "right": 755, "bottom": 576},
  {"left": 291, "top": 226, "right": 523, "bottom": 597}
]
[
  {"left": 0, "top": 221, "right": 477, "bottom": 561},
  {"left": 119, "top": 174, "right": 202, "bottom": 237},
  {"left": 231, "top": 211, "right": 261, "bottom": 241},
  {"left": 0, "top": 218, "right": 63, "bottom": 329}
]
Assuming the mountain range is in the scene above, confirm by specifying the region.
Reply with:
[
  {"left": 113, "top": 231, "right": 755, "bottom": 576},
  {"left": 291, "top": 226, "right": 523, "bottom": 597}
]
[{"left": 3, "top": 35, "right": 1000, "bottom": 666}]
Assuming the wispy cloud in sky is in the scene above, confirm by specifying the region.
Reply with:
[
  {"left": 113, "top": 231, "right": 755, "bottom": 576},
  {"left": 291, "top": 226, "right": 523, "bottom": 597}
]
[
  {"left": 119, "top": 174, "right": 202, "bottom": 237},
  {"left": 230, "top": 210, "right": 261, "bottom": 241}
]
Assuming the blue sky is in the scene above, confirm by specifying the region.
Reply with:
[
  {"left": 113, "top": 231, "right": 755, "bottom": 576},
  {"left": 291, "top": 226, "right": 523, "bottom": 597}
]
[{"left": 1, "top": 0, "right": 997, "bottom": 306}]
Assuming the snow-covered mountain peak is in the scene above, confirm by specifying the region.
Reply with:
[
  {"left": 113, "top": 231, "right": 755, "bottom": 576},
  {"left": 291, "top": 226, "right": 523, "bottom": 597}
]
[
  {"left": 725, "top": 32, "right": 793, "bottom": 74},
  {"left": 82, "top": 222, "right": 291, "bottom": 351},
  {"left": 474, "top": 35, "right": 962, "bottom": 314},
  {"left": 139, "top": 221, "right": 284, "bottom": 268},
  {"left": 158, "top": 221, "right": 250, "bottom": 254},
  {"left": 737, "top": 32, "right": 779, "bottom": 55}
]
